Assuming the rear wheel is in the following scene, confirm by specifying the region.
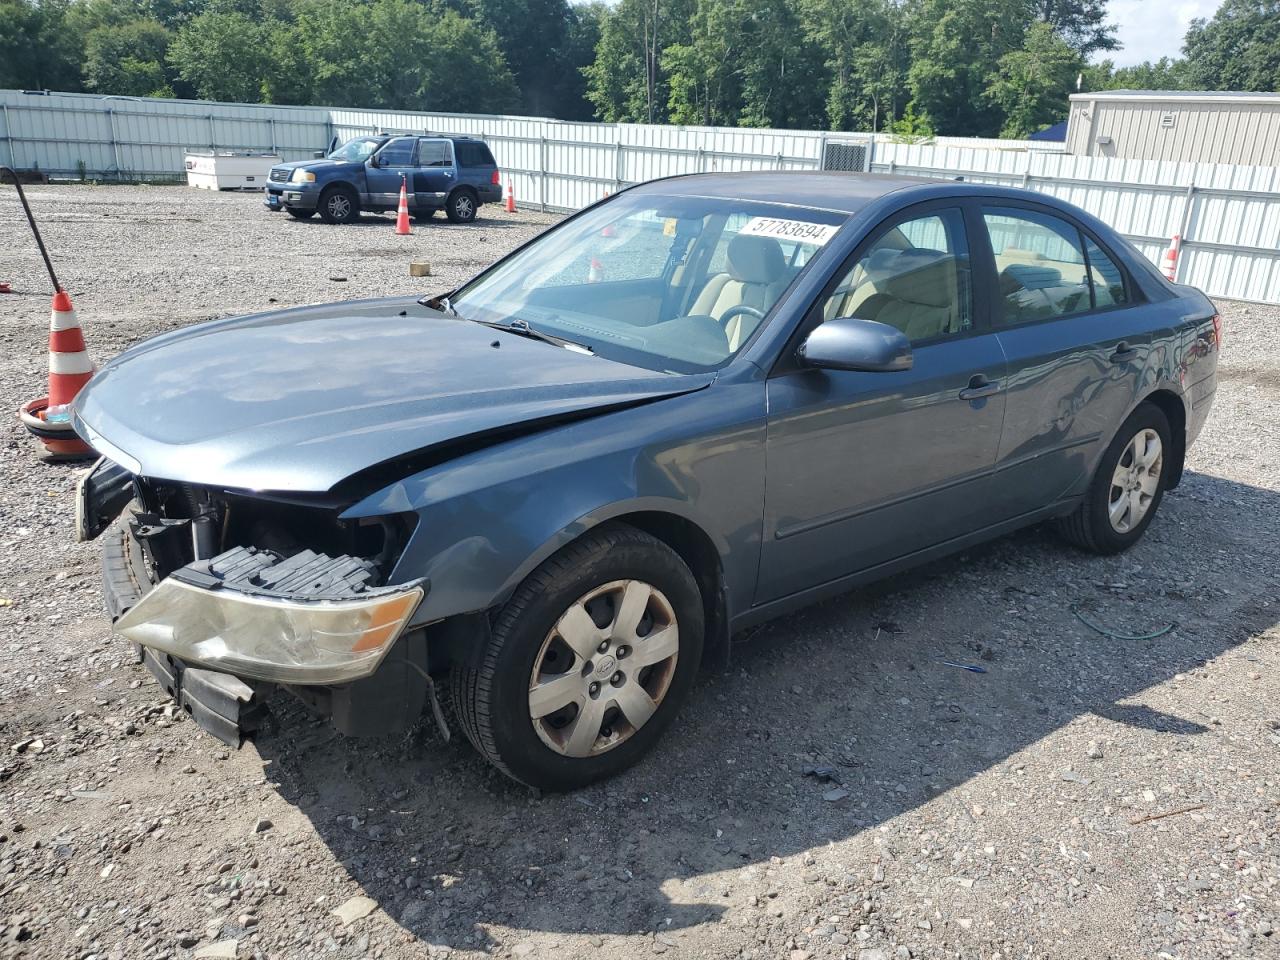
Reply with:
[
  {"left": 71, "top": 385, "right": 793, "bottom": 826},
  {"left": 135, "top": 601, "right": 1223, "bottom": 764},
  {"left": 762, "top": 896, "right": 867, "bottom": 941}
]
[
  {"left": 1056, "top": 402, "right": 1172, "bottom": 554},
  {"left": 318, "top": 186, "right": 359, "bottom": 224},
  {"left": 445, "top": 189, "right": 477, "bottom": 224},
  {"left": 450, "top": 524, "right": 704, "bottom": 790},
  {"left": 287, "top": 208, "right": 316, "bottom": 220}
]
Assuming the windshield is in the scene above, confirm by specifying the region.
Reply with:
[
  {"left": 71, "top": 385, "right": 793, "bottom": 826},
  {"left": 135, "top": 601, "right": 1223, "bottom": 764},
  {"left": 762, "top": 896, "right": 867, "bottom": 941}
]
[
  {"left": 328, "top": 137, "right": 382, "bottom": 162},
  {"left": 449, "top": 193, "right": 847, "bottom": 373}
]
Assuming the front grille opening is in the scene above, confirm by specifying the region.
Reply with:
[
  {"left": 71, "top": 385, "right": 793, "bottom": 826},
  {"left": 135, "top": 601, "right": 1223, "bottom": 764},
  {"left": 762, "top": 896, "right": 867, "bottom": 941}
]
[{"left": 135, "top": 480, "right": 416, "bottom": 587}]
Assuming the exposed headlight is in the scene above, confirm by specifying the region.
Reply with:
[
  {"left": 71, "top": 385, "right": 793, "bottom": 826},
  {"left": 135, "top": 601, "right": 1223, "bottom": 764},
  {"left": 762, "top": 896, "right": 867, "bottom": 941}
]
[
  {"left": 290, "top": 169, "right": 317, "bottom": 183},
  {"left": 115, "top": 579, "right": 424, "bottom": 685}
]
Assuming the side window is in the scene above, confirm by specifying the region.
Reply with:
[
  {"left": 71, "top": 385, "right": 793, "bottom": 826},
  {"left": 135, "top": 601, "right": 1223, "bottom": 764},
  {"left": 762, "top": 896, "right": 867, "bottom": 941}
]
[
  {"left": 456, "top": 141, "right": 495, "bottom": 167},
  {"left": 375, "top": 137, "right": 416, "bottom": 166},
  {"left": 983, "top": 207, "right": 1092, "bottom": 323},
  {"left": 820, "top": 208, "right": 972, "bottom": 344},
  {"left": 418, "top": 140, "right": 453, "bottom": 167},
  {"left": 1084, "top": 236, "right": 1130, "bottom": 308}
]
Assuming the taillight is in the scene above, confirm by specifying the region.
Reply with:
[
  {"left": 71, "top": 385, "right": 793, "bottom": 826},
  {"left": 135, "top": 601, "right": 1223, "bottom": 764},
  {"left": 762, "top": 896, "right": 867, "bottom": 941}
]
[
  {"left": 1212, "top": 313, "right": 1223, "bottom": 349},
  {"left": 491, "top": 170, "right": 500, "bottom": 185}
]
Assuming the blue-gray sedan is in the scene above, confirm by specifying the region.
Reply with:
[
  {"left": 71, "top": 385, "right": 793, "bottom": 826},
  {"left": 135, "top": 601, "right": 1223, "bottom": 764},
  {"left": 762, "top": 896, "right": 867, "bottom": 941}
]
[{"left": 72, "top": 172, "right": 1220, "bottom": 789}]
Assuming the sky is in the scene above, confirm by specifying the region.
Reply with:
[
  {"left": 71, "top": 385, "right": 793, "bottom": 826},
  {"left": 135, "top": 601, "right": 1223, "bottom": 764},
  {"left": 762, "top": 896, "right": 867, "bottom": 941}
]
[{"left": 1105, "top": 0, "right": 1224, "bottom": 66}]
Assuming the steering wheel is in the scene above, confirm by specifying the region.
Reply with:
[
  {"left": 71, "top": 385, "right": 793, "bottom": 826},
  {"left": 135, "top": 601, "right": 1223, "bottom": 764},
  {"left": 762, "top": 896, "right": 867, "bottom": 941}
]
[{"left": 717, "top": 304, "right": 766, "bottom": 329}]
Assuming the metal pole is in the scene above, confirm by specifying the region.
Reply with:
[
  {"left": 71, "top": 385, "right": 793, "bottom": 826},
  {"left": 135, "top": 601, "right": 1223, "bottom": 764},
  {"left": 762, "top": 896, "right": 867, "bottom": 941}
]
[
  {"left": 817, "top": 132, "right": 828, "bottom": 171},
  {"left": 1175, "top": 182, "right": 1197, "bottom": 284},
  {"left": 1, "top": 104, "right": 16, "bottom": 170},
  {"left": 539, "top": 136, "right": 547, "bottom": 213},
  {"left": 1, "top": 165, "right": 62, "bottom": 292},
  {"left": 107, "top": 108, "right": 123, "bottom": 181},
  {"left": 614, "top": 141, "right": 623, "bottom": 191}
]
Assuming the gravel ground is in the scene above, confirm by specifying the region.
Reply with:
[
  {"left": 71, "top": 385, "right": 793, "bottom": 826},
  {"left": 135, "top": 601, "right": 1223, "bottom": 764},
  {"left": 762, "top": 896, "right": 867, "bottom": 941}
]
[{"left": 0, "top": 184, "right": 1277, "bottom": 960}]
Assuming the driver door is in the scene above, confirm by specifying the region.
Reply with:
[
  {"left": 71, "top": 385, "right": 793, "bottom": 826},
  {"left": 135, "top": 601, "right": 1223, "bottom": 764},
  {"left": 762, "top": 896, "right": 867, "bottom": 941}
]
[
  {"left": 757, "top": 203, "right": 1009, "bottom": 603},
  {"left": 364, "top": 137, "right": 418, "bottom": 208}
]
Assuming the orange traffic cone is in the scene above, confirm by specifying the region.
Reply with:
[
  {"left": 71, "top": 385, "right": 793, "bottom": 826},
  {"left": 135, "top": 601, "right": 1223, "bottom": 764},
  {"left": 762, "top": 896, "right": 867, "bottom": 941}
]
[
  {"left": 504, "top": 181, "right": 516, "bottom": 213},
  {"left": 17, "top": 289, "right": 96, "bottom": 460},
  {"left": 1160, "top": 234, "right": 1180, "bottom": 281},
  {"left": 588, "top": 257, "right": 604, "bottom": 283},
  {"left": 395, "top": 178, "right": 412, "bottom": 235}
]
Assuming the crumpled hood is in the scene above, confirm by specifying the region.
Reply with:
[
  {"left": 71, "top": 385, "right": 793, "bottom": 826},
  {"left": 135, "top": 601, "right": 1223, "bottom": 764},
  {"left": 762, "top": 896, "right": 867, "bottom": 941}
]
[{"left": 73, "top": 297, "right": 712, "bottom": 493}]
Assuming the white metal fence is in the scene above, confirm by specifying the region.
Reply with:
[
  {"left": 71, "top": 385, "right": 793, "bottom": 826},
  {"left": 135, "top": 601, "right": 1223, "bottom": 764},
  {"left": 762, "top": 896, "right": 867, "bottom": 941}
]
[{"left": 3, "top": 89, "right": 1278, "bottom": 303}]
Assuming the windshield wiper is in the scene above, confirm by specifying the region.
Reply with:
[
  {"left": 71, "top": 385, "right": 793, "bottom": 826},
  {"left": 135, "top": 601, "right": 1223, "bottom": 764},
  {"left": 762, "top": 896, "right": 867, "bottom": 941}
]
[{"left": 467, "top": 316, "right": 594, "bottom": 355}]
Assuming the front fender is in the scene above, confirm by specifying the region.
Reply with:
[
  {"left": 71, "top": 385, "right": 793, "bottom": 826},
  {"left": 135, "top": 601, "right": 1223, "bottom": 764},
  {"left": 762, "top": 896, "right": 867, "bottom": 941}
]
[{"left": 342, "top": 376, "right": 767, "bottom": 627}]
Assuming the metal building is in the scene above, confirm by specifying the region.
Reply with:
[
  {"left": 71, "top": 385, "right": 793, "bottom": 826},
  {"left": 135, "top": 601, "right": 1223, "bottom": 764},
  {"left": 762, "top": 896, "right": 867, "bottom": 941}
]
[{"left": 1066, "top": 90, "right": 1280, "bottom": 165}]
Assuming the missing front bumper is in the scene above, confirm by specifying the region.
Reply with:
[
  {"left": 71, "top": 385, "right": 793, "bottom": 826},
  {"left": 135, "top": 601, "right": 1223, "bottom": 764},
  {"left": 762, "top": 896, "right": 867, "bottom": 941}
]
[
  {"left": 140, "top": 648, "right": 270, "bottom": 747},
  {"left": 102, "top": 529, "right": 434, "bottom": 745}
]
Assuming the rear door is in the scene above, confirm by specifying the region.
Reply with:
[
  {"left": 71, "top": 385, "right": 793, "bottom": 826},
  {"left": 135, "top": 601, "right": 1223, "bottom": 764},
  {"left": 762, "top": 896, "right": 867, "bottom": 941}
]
[
  {"left": 757, "top": 202, "right": 1010, "bottom": 603},
  {"left": 365, "top": 137, "right": 418, "bottom": 207},
  {"left": 978, "top": 202, "right": 1152, "bottom": 517},
  {"left": 413, "top": 138, "right": 456, "bottom": 209}
]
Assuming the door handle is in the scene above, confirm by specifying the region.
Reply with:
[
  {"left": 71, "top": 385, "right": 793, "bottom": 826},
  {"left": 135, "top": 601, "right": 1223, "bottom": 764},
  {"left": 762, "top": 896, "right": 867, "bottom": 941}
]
[
  {"left": 958, "top": 374, "right": 1002, "bottom": 401},
  {"left": 1111, "top": 342, "right": 1138, "bottom": 364}
]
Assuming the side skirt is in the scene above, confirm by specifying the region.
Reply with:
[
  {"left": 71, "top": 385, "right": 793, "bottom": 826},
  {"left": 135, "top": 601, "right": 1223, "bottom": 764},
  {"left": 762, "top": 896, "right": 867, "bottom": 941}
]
[{"left": 731, "top": 499, "right": 1078, "bottom": 634}]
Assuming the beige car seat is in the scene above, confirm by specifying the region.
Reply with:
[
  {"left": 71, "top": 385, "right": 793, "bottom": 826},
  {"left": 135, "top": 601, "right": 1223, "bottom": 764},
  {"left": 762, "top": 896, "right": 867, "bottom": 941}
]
[
  {"left": 857, "top": 252, "right": 962, "bottom": 341},
  {"left": 691, "top": 235, "right": 788, "bottom": 350}
]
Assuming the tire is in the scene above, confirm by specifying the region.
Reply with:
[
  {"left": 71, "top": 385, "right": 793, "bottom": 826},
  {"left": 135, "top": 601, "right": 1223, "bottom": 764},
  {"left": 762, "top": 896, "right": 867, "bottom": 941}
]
[
  {"left": 318, "top": 185, "right": 359, "bottom": 224},
  {"left": 287, "top": 208, "right": 316, "bottom": 220},
  {"left": 412, "top": 209, "right": 436, "bottom": 223},
  {"left": 450, "top": 523, "right": 704, "bottom": 791},
  {"left": 1056, "top": 401, "right": 1172, "bottom": 555},
  {"left": 445, "top": 189, "right": 477, "bottom": 224}
]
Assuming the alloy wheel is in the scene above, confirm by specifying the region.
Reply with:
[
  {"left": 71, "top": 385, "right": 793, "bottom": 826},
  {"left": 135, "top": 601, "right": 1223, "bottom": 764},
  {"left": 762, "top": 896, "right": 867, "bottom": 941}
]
[
  {"left": 528, "top": 579, "right": 679, "bottom": 758},
  {"left": 328, "top": 194, "right": 351, "bottom": 219},
  {"left": 1108, "top": 427, "right": 1163, "bottom": 533}
]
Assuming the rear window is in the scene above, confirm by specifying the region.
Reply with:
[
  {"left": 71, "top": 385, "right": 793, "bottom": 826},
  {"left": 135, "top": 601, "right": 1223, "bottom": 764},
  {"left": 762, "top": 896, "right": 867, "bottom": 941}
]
[{"left": 455, "top": 141, "right": 495, "bottom": 167}]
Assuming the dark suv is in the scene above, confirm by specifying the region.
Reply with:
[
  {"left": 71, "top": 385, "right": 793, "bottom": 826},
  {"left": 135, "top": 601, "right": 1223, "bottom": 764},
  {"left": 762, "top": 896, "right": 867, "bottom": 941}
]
[{"left": 264, "top": 134, "right": 501, "bottom": 224}]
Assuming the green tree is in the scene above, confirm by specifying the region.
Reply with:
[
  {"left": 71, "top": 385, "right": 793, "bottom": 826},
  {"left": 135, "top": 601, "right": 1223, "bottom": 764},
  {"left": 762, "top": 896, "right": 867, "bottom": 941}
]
[
  {"left": 1082, "top": 57, "right": 1194, "bottom": 92},
  {"left": 83, "top": 19, "right": 174, "bottom": 96},
  {"left": 802, "top": 0, "right": 908, "bottom": 131},
  {"left": 0, "top": 0, "right": 83, "bottom": 92},
  {"left": 1183, "top": 0, "right": 1280, "bottom": 92},
  {"left": 986, "top": 20, "right": 1081, "bottom": 137},
  {"left": 1030, "top": 0, "right": 1114, "bottom": 55},
  {"left": 168, "top": 10, "right": 273, "bottom": 101},
  {"left": 906, "top": 0, "right": 1033, "bottom": 137},
  {"left": 585, "top": 0, "right": 694, "bottom": 122}
]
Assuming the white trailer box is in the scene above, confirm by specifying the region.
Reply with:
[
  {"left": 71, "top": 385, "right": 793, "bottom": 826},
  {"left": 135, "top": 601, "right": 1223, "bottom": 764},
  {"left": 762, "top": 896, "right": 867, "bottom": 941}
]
[{"left": 185, "top": 152, "right": 281, "bottom": 190}]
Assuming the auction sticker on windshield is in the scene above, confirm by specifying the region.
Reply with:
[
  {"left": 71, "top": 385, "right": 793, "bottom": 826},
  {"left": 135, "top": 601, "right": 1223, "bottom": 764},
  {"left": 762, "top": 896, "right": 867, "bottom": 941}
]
[{"left": 738, "top": 217, "right": 839, "bottom": 245}]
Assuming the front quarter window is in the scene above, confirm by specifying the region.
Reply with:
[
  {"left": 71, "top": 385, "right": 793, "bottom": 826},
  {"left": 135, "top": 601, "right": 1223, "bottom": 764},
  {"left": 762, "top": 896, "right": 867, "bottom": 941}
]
[{"left": 449, "top": 194, "right": 846, "bottom": 372}]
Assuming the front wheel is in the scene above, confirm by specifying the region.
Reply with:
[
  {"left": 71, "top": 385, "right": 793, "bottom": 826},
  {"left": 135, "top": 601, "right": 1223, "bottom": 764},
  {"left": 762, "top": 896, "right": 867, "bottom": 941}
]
[
  {"left": 451, "top": 524, "right": 704, "bottom": 790},
  {"left": 287, "top": 208, "right": 316, "bottom": 220},
  {"left": 445, "top": 190, "right": 477, "bottom": 224},
  {"left": 318, "top": 186, "right": 359, "bottom": 224},
  {"left": 1056, "top": 402, "right": 1172, "bottom": 554}
]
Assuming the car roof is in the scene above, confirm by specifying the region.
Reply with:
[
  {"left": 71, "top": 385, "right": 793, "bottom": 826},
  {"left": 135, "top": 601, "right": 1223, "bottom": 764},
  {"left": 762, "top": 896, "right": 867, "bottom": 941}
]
[{"left": 627, "top": 171, "right": 949, "bottom": 215}]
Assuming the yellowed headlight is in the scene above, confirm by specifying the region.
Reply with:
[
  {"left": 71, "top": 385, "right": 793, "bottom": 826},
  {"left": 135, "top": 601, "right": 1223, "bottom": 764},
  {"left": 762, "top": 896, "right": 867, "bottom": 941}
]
[{"left": 115, "top": 579, "right": 424, "bottom": 685}]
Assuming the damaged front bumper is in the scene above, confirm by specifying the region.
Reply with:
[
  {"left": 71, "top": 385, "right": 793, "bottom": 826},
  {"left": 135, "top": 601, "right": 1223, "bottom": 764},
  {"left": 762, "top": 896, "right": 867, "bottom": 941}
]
[
  {"left": 88, "top": 456, "right": 437, "bottom": 747},
  {"left": 114, "top": 553, "right": 425, "bottom": 686}
]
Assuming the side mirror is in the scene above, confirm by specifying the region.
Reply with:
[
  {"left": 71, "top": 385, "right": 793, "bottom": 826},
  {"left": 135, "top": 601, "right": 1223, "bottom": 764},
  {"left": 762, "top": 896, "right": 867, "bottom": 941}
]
[
  {"left": 367, "top": 155, "right": 380, "bottom": 167},
  {"left": 312, "top": 150, "right": 325, "bottom": 159},
  {"left": 798, "top": 317, "right": 913, "bottom": 373}
]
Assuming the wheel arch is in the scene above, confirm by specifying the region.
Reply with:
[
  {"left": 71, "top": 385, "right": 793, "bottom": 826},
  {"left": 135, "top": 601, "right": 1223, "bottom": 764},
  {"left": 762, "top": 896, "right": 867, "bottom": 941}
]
[
  {"left": 450, "top": 184, "right": 479, "bottom": 204},
  {"left": 491, "top": 502, "right": 732, "bottom": 669},
  {"left": 1138, "top": 387, "right": 1187, "bottom": 489}
]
